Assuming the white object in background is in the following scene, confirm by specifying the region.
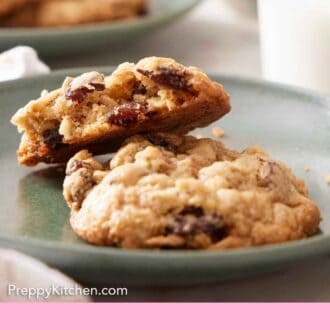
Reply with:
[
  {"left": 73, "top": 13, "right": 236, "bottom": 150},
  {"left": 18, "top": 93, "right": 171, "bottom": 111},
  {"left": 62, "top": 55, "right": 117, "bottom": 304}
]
[
  {"left": 258, "top": 0, "right": 330, "bottom": 94},
  {"left": 0, "top": 46, "right": 50, "bottom": 82},
  {"left": 0, "top": 249, "right": 90, "bottom": 302},
  {"left": 221, "top": 0, "right": 257, "bottom": 20}
]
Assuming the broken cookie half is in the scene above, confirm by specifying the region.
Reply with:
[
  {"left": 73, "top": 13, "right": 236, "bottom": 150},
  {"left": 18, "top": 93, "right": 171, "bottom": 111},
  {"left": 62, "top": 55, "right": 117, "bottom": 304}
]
[{"left": 11, "top": 57, "right": 231, "bottom": 166}]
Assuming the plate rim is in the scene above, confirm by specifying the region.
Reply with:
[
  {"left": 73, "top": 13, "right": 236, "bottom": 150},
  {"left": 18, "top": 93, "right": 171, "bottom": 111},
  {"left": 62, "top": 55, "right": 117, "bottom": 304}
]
[
  {"left": 0, "top": 0, "right": 201, "bottom": 37},
  {"left": 1, "top": 68, "right": 330, "bottom": 264},
  {"left": 2, "top": 65, "right": 329, "bottom": 104}
]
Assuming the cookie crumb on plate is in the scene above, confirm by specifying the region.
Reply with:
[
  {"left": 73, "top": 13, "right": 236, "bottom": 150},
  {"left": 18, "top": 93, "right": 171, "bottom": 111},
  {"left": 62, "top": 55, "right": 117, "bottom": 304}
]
[
  {"left": 304, "top": 165, "right": 311, "bottom": 172},
  {"left": 326, "top": 174, "right": 330, "bottom": 185},
  {"left": 212, "top": 127, "right": 225, "bottom": 138}
]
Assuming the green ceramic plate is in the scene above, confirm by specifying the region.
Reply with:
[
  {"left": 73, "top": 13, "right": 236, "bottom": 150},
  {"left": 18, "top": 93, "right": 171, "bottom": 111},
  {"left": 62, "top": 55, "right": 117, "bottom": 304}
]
[
  {"left": 0, "top": 0, "right": 200, "bottom": 56},
  {"left": 0, "top": 68, "right": 330, "bottom": 287}
]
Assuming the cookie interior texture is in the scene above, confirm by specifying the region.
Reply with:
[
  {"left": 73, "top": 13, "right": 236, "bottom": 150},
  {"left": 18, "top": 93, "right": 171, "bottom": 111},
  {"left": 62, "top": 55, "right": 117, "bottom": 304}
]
[
  {"left": 0, "top": 0, "right": 148, "bottom": 27},
  {"left": 0, "top": 0, "right": 32, "bottom": 16},
  {"left": 11, "top": 57, "right": 231, "bottom": 166},
  {"left": 63, "top": 134, "right": 320, "bottom": 249}
]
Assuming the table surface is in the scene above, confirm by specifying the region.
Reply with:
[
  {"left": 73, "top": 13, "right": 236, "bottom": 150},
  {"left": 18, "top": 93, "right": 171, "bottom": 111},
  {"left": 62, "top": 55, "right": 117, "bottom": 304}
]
[{"left": 44, "top": 0, "right": 330, "bottom": 302}]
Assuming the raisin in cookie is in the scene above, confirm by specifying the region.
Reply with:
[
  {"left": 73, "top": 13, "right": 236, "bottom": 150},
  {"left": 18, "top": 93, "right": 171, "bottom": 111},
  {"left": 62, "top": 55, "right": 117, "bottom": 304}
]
[
  {"left": 1, "top": 0, "right": 147, "bottom": 27},
  {"left": 63, "top": 134, "right": 320, "bottom": 249},
  {"left": 11, "top": 57, "right": 231, "bottom": 166}
]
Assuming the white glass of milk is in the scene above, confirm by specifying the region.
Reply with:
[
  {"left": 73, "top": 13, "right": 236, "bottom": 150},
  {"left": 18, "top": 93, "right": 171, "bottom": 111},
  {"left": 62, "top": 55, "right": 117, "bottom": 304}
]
[{"left": 258, "top": 0, "right": 330, "bottom": 94}]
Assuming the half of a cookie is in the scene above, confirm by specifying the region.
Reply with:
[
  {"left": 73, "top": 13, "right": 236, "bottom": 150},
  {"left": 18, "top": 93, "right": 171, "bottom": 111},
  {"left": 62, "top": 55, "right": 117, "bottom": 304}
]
[
  {"left": 63, "top": 134, "right": 320, "bottom": 249},
  {"left": 11, "top": 57, "right": 231, "bottom": 166}
]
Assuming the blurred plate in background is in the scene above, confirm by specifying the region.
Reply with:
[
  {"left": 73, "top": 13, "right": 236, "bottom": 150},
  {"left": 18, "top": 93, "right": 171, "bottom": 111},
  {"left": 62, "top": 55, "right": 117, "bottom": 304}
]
[{"left": 0, "top": 0, "right": 200, "bottom": 57}]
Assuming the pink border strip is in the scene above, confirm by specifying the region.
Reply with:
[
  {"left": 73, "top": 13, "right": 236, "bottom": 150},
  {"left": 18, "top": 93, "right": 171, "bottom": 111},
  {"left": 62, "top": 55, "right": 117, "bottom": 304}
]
[{"left": 1, "top": 303, "right": 328, "bottom": 329}]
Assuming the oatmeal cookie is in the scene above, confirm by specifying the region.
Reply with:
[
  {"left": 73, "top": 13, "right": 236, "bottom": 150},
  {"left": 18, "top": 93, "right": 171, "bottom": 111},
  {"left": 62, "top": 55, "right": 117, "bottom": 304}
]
[
  {"left": 11, "top": 57, "right": 231, "bottom": 166},
  {"left": 63, "top": 134, "right": 320, "bottom": 249},
  {"left": 1, "top": 0, "right": 147, "bottom": 27},
  {"left": 0, "top": 0, "right": 38, "bottom": 17}
]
